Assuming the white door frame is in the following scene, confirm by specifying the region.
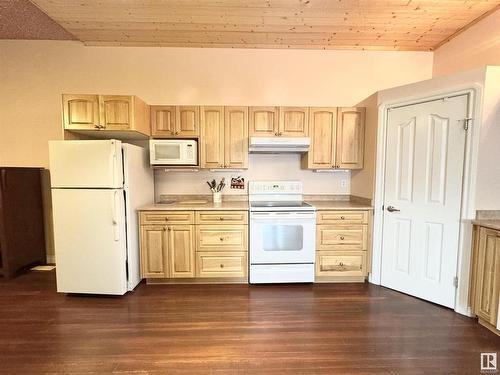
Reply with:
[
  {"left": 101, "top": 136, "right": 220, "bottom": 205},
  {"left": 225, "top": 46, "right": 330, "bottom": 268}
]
[{"left": 370, "top": 84, "right": 484, "bottom": 316}]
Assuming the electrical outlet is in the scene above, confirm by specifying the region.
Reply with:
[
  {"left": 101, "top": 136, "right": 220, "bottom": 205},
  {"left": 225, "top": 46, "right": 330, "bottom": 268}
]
[{"left": 340, "top": 179, "right": 348, "bottom": 188}]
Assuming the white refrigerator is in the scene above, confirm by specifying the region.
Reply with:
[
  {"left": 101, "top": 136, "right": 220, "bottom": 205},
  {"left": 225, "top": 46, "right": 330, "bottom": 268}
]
[{"left": 49, "top": 140, "right": 154, "bottom": 295}]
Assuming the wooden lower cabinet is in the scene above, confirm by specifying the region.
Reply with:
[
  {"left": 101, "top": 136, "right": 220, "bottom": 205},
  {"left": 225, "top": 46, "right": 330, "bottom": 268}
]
[
  {"left": 168, "top": 225, "right": 195, "bottom": 278},
  {"left": 139, "top": 210, "right": 248, "bottom": 283},
  {"left": 470, "top": 225, "right": 500, "bottom": 334},
  {"left": 316, "top": 251, "right": 366, "bottom": 278},
  {"left": 315, "top": 209, "right": 371, "bottom": 283},
  {"left": 140, "top": 224, "right": 194, "bottom": 279},
  {"left": 196, "top": 252, "right": 247, "bottom": 278}
]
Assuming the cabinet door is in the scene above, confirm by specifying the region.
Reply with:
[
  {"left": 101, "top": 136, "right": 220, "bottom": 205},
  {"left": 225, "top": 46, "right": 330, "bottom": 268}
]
[
  {"left": 279, "top": 107, "right": 309, "bottom": 137},
  {"left": 62, "top": 94, "right": 100, "bottom": 130},
  {"left": 474, "top": 227, "right": 500, "bottom": 325},
  {"left": 306, "top": 108, "right": 337, "bottom": 169},
  {"left": 224, "top": 106, "right": 248, "bottom": 169},
  {"left": 100, "top": 95, "right": 134, "bottom": 130},
  {"left": 140, "top": 225, "right": 168, "bottom": 278},
  {"left": 200, "top": 106, "right": 225, "bottom": 168},
  {"left": 336, "top": 107, "right": 365, "bottom": 169},
  {"left": 151, "top": 106, "right": 176, "bottom": 137},
  {"left": 168, "top": 225, "right": 195, "bottom": 278},
  {"left": 249, "top": 107, "right": 278, "bottom": 137},
  {"left": 176, "top": 106, "right": 200, "bottom": 137}
]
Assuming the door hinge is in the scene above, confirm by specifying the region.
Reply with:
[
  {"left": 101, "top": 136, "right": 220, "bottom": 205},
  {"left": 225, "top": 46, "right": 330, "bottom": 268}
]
[
  {"left": 453, "top": 276, "right": 458, "bottom": 288},
  {"left": 463, "top": 118, "right": 472, "bottom": 131}
]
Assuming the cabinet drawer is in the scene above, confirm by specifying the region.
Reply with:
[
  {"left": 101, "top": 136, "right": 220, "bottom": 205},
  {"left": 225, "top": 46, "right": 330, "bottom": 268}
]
[
  {"left": 140, "top": 211, "right": 194, "bottom": 225},
  {"left": 317, "top": 210, "right": 369, "bottom": 224},
  {"left": 195, "top": 211, "right": 248, "bottom": 225},
  {"left": 316, "top": 251, "right": 366, "bottom": 277},
  {"left": 196, "top": 225, "right": 248, "bottom": 252},
  {"left": 196, "top": 252, "right": 247, "bottom": 278},
  {"left": 317, "top": 225, "right": 368, "bottom": 250}
]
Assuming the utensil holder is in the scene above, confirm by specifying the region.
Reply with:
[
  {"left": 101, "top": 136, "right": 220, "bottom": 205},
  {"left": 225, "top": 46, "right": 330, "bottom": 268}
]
[{"left": 213, "top": 192, "right": 222, "bottom": 203}]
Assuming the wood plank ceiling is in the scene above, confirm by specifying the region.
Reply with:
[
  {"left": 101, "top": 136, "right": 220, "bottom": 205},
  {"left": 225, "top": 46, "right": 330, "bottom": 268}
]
[{"left": 30, "top": 0, "right": 500, "bottom": 51}]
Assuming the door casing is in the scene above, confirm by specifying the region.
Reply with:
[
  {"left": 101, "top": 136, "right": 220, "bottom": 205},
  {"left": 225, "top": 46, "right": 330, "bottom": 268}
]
[{"left": 371, "top": 85, "right": 483, "bottom": 316}]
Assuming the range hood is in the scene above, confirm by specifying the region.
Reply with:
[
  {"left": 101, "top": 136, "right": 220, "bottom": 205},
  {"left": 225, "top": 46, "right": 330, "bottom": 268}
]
[{"left": 249, "top": 137, "right": 310, "bottom": 153}]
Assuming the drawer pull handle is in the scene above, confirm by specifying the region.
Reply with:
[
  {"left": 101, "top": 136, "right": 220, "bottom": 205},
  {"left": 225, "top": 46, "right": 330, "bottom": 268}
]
[
  {"left": 340, "top": 216, "right": 345, "bottom": 220},
  {"left": 340, "top": 236, "right": 345, "bottom": 240}
]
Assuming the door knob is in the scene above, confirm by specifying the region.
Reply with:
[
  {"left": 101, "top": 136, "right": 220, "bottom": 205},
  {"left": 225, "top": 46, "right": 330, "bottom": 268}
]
[{"left": 386, "top": 206, "right": 400, "bottom": 212}]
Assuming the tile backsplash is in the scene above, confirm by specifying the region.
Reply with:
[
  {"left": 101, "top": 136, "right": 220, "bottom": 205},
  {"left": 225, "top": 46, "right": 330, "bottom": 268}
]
[{"left": 154, "top": 154, "right": 350, "bottom": 201}]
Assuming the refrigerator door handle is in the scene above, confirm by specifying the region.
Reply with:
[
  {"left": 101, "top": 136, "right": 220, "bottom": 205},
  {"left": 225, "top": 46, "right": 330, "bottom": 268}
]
[
  {"left": 110, "top": 141, "right": 116, "bottom": 187},
  {"left": 112, "top": 190, "right": 119, "bottom": 241}
]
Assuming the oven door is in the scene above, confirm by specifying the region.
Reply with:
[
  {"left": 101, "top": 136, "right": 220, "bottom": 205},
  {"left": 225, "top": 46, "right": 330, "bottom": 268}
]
[{"left": 250, "top": 211, "right": 316, "bottom": 264}]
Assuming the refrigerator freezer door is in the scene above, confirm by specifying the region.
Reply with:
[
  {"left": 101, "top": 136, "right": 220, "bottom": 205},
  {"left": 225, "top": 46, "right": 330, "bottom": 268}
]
[
  {"left": 122, "top": 144, "right": 154, "bottom": 290},
  {"left": 52, "top": 188, "right": 127, "bottom": 295},
  {"left": 49, "top": 140, "right": 123, "bottom": 188}
]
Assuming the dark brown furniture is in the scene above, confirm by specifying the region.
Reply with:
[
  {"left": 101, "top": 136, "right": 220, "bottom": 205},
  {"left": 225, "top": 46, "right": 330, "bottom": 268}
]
[{"left": 0, "top": 167, "right": 46, "bottom": 278}]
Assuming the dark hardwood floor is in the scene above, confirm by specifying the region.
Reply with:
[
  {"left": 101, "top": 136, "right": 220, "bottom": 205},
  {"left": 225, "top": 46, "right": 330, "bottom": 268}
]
[{"left": 0, "top": 271, "right": 498, "bottom": 374}]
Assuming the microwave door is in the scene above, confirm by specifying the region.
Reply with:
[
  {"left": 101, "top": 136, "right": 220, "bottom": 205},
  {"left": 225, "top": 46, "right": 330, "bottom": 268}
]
[{"left": 154, "top": 143, "right": 182, "bottom": 165}]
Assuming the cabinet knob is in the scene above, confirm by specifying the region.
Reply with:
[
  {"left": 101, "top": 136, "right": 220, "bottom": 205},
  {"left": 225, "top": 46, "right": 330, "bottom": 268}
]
[
  {"left": 164, "top": 218, "right": 169, "bottom": 221},
  {"left": 168, "top": 227, "right": 172, "bottom": 231},
  {"left": 275, "top": 132, "right": 279, "bottom": 136},
  {"left": 219, "top": 217, "right": 224, "bottom": 221},
  {"left": 220, "top": 237, "right": 224, "bottom": 241},
  {"left": 279, "top": 132, "right": 283, "bottom": 136},
  {"left": 339, "top": 262, "right": 344, "bottom": 267},
  {"left": 220, "top": 264, "right": 224, "bottom": 268},
  {"left": 340, "top": 236, "right": 345, "bottom": 240},
  {"left": 175, "top": 131, "right": 179, "bottom": 135},
  {"left": 340, "top": 216, "right": 345, "bottom": 220}
]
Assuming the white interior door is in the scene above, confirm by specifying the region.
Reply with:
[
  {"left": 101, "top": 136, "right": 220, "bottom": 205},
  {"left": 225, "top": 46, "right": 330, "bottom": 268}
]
[
  {"left": 381, "top": 95, "right": 468, "bottom": 308},
  {"left": 52, "top": 188, "right": 127, "bottom": 295}
]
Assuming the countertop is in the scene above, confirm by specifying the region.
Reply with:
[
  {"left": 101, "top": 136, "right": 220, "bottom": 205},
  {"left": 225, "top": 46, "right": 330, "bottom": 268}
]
[
  {"left": 139, "top": 199, "right": 373, "bottom": 211},
  {"left": 305, "top": 200, "right": 373, "bottom": 210},
  {"left": 138, "top": 201, "right": 249, "bottom": 211},
  {"left": 471, "top": 220, "right": 500, "bottom": 231}
]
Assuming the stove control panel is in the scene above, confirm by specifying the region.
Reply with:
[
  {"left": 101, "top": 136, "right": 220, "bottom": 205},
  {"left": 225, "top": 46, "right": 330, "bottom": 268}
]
[{"left": 248, "top": 181, "right": 302, "bottom": 195}]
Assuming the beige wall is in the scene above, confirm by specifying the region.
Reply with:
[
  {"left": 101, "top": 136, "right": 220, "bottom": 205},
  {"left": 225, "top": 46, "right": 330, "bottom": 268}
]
[
  {"left": 0, "top": 40, "right": 433, "bottom": 169},
  {"left": 433, "top": 8, "right": 500, "bottom": 77}
]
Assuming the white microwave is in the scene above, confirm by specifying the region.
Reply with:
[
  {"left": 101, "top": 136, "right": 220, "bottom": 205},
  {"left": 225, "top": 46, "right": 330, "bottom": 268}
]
[{"left": 149, "top": 139, "right": 198, "bottom": 165}]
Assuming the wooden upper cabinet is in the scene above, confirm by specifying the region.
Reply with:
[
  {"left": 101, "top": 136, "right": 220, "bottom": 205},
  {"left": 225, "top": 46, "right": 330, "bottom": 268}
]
[
  {"left": 279, "top": 107, "right": 309, "bottom": 137},
  {"left": 62, "top": 94, "right": 100, "bottom": 130},
  {"left": 249, "top": 107, "right": 279, "bottom": 137},
  {"left": 303, "top": 108, "right": 337, "bottom": 169},
  {"left": 473, "top": 227, "right": 500, "bottom": 325},
  {"left": 150, "top": 106, "right": 200, "bottom": 138},
  {"left": 168, "top": 225, "right": 195, "bottom": 278},
  {"left": 200, "top": 106, "right": 225, "bottom": 168},
  {"left": 336, "top": 107, "right": 365, "bottom": 169},
  {"left": 177, "top": 106, "right": 200, "bottom": 137},
  {"left": 140, "top": 225, "right": 168, "bottom": 278},
  {"left": 224, "top": 107, "right": 248, "bottom": 169},
  {"left": 151, "top": 106, "right": 176, "bottom": 137},
  {"left": 62, "top": 94, "right": 150, "bottom": 138},
  {"left": 100, "top": 95, "right": 134, "bottom": 130}
]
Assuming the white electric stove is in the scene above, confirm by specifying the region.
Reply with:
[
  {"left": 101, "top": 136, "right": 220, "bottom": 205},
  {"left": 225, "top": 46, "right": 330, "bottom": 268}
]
[{"left": 248, "top": 181, "right": 316, "bottom": 284}]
